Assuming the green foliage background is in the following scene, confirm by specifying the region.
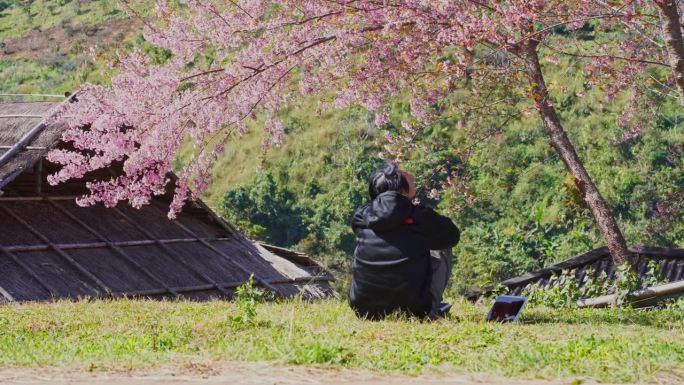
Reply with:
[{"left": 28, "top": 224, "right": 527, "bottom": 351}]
[
  {"left": 217, "top": 86, "right": 683, "bottom": 295},
  {"left": 1, "top": 1, "right": 682, "bottom": 296}
]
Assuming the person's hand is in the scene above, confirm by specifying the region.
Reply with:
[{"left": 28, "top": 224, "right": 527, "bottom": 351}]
[{"left": 400, "top": 171, "right": 417, "bottom": 201}]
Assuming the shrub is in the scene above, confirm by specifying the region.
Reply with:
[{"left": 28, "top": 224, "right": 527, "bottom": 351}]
[
  {"left": 523, "top": 261, "right": 672, "bottom": 309},
  {"left": 229, "top": 275, "right": 267, "bottom": 328}
]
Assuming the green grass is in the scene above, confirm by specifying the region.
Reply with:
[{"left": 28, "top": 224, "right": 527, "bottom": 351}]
[
  {"left": 1, "top": 299, "right": 683, "bottom": 383},
  {"left": 0, "top": 58, "right": 90, "bottom": 94},
  {"left": 0, "top": 0, "right": 124, "bottom": 40}
]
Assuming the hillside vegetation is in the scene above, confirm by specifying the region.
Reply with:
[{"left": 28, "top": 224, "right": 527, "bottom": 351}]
[
  {"left": 1, "top": 1, "right": 682, "bottom": 295},
  {"left": 214, "top": 60, "right": 684, "bottom": 294},
  {"left": 0, "top": 0, "right": 152, "bottom": 96}
]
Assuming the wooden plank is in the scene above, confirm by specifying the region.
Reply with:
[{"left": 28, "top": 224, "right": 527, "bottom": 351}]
[
  {"left": 498, "top": 247, "right": 611, "bottom": 288},
  {"left": 35, "top": 159, "right": 43, "bottom": 195},
  {"left": 115, "top": 277, "right": 333, "bottom": 297},
  {"left": 268, "top": 276, "right": 334, "bottom": 285},
  {"left": 0, "top": 196, "right": 79, "bottom": 201},
  {"left": 155, "top": 192, "right": 336, "bottom": 294},
  {"left": 260, "top": 242, "right": 321, "bottom": 267},
  {"left": 3, "top": 238, "right": 232, "bottom": 252},
  {"left": 0, "top": 285, "right": 15, "bottom": 303},
  {"left": 0, "top": 146, "right": 47, "bottom": 150},
  {"left": 675, "top": 262, "right": 684, "bottom": 282},
  {"left": 0, "top": 205, "right": 111, "bottom": 297},
  {"left": 629, "top": 246, "right": 684, "bottom": 259}
]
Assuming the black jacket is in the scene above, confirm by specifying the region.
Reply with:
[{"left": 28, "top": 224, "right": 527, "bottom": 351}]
[{"left": 348, "top": 191, "right": 460, "bottom": 319}]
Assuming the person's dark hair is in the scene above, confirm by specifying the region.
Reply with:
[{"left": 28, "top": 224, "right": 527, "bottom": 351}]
[{"left": 369, "top": 162, "right": 409, "bottom": 199}]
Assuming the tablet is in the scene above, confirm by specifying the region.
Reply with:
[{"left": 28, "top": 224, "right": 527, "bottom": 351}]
[{"left": 485, "top": 295, "right": 527, "bottom": 323}]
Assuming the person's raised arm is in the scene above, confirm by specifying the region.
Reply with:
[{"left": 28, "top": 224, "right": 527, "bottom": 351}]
[{"left": 413, "top": 206, "right": 460, "bottom": 250}]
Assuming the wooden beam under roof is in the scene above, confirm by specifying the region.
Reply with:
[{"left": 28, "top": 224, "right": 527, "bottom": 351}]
[
  {"left": 112, "top": 206, "right": 234, "bottom": 298},
  {"left": 0, "top": 205, "right": 110, "bottom": 297},
  {"left": 149, "top": 200, "right": 281, "bottom": 295},
  {"left": 0, "top": 285, "right": 15, "bottom": 303}
]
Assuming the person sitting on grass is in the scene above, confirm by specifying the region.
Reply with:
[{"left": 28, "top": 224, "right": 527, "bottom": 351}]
[{"left": 349, "top": 162, "right": 460, "bottom": 320}]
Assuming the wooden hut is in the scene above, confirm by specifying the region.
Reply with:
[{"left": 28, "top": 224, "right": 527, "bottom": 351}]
[
  {"left": 0, "top": 96, "right": 335, "bottom": 303},
  {"left": 469, "top": 246, "right": 684, "bottom": 301}
]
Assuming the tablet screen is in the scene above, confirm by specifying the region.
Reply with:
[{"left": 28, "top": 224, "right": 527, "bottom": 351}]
[{"left": 486, "top": 295, "right": 527, "bottom": 322}]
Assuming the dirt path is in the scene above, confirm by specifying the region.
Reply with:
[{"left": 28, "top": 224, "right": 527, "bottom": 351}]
[{"left": 0, "top": 362, "right": 609, "bottom": 385}]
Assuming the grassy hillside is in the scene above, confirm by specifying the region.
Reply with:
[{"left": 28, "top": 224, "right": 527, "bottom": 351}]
[
  {"left": 1, "top": 1, "right": 682, "bottom": 295},
  {"left": 0, "top": 0, "right": 138, "bottom": 95},
  {"left": 0, "top": 0, "right": 123, "bottom": 41}
]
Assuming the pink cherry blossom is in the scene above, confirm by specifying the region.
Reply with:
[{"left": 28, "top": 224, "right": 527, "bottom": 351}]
[{"left": 45, "top": 0, "right": 675, "bottom": 221}]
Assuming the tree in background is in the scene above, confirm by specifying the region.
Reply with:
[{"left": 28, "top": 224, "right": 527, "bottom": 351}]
[
  {"left": 46, "top": 1, "right": 680, "bottom": 266},
  {"left": 221, "top": 170, "right": 309, "bottom": 246},
  {"left": 653, "top": 0, "right": 684, "bottom": 105}
]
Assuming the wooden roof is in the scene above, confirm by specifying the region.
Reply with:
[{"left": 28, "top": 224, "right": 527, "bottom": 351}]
[
  {"left": 0, "top": 97, "right": 335, "bottom": 303},
  {"left": 468, "top": 246, "right": 684, "bottom": 300},
  {"left": 0, "top": 100, "right": 67, "bottom": 190}
]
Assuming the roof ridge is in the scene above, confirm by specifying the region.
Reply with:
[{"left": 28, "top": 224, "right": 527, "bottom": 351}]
[
  {"left": 0, "top": 93, "right": 76, "bottom": 191},
  {"left": 0, "top": 101, "right": 62, "bottom": 104}
]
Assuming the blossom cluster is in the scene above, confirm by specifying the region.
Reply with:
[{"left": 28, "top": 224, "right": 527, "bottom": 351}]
[{"left": 46, "top": 0, "right": 674, "bottom": 217}]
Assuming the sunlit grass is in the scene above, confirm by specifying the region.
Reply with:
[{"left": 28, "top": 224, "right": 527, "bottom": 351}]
[
  {"left": 0, "top": 0, "right": 124, "bottom": 41},
  {"left": 0, "top": 298, "right": 683, "bottom": 383}
]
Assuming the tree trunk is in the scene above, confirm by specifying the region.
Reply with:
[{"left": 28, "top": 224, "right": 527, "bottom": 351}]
[
  {"left": 655, "top": 0, "right": 684, "bottom": 106},
  {"left": 518, "top": 41, "right": 634, "bottom": 266}
]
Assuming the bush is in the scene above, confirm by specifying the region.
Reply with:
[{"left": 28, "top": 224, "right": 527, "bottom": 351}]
[
  {"left": 229, "top": 275, "right": 268, "bottom": 328},
  {"left": 524, "top": 261, "right": 671, "bottom": 309}
]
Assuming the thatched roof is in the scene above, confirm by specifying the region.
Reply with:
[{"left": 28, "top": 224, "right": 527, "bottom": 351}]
[
  {"left": 468, "top": 246, "right": 684, "bottom": 301},
  {"left": 0, "top": 97, "right": 335, "bottom": 303},
  {"left": 0, "top": 100, "right": 67, "bottom": 190}
]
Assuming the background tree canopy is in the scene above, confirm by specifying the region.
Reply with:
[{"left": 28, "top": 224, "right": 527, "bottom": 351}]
[{"left": 219, "top": 80, "right": 683, "bottom": 295}]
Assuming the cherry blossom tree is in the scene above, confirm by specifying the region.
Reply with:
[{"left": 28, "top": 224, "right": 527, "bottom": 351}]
[
  {"left": 48, "top": 0, "right": 679, "bottom": 266},
  {"left": 587, "top": 1, "right": 684, "bottom": 116},
  {"left": 653, "top": 0, "right": 684, "bottom": 104}
]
